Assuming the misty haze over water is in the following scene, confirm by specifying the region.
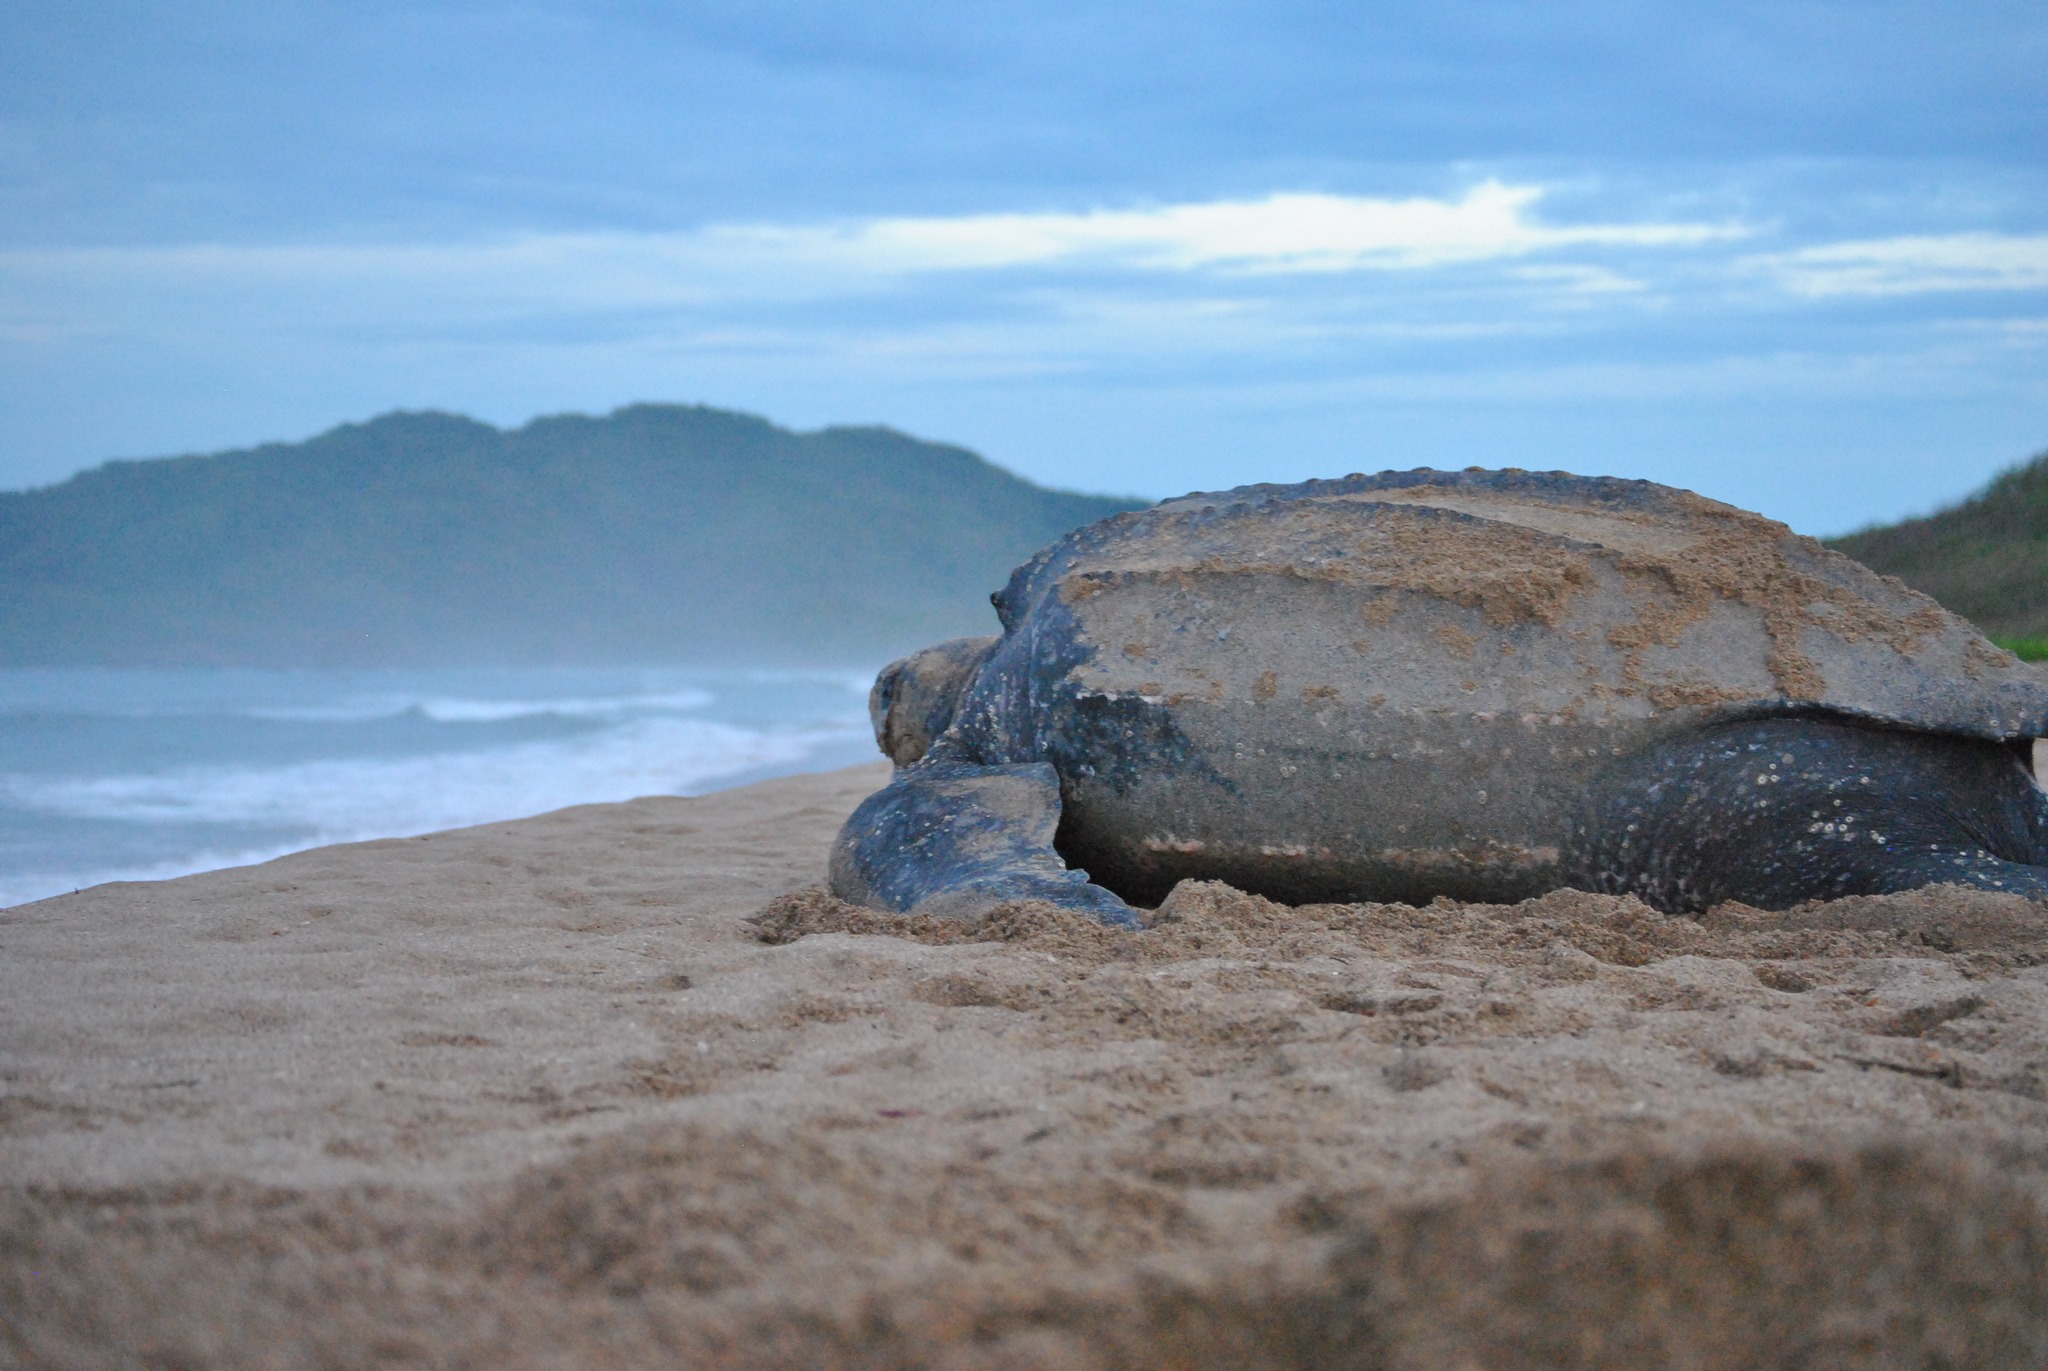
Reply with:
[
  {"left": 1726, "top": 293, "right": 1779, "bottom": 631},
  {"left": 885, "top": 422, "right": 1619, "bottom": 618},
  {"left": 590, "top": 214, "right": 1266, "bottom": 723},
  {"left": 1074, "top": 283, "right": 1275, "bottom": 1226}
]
[{"left": 0, "top": 667, "right": 881, "bottom": 909}]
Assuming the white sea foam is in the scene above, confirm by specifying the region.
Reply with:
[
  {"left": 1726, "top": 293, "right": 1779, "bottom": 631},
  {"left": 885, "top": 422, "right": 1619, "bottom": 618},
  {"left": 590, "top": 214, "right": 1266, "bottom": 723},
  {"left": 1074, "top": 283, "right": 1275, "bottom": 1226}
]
[
  {"left": 6, "top": 716, "right": 854, "bottom": 832},
  {"left": 0, "top": 666, "right": 883, "bottom": 910},
  {"left": 0, "top": 715, "right": 872, "bottom": 908},
  {"left": 240, "top": 688, "right": 718, "bottom": 724}
]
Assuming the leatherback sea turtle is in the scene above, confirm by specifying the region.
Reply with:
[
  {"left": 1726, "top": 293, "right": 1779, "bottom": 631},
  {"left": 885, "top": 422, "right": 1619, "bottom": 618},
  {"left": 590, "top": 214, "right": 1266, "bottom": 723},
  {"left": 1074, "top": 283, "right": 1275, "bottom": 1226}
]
[{"left": 830, "top": 469, "right": 2048, "bottom": 927}]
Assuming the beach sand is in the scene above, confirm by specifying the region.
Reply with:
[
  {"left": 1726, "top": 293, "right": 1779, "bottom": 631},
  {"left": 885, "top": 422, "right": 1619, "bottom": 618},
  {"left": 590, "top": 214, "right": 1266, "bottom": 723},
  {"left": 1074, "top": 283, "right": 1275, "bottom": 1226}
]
[{"left": 4, "top": 761, "right": 2047, "bottom": 1368}]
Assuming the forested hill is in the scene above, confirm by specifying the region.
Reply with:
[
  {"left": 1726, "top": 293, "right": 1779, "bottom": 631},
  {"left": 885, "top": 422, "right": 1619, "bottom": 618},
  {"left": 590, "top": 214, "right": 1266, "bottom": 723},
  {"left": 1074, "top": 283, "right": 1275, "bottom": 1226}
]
[
  {"left": 0, "top": 405, "right": 1146, "bottom": 667},
  {"left": 1828, "top": 448, "right": 2048, "bottom": 648}
]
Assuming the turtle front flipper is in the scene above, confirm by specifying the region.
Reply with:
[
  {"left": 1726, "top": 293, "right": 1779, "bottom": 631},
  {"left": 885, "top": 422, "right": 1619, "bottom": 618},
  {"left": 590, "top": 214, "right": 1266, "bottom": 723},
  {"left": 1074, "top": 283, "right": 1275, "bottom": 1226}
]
[{"left": 829, "top": 759, "right": 1140, "bottom": 927}]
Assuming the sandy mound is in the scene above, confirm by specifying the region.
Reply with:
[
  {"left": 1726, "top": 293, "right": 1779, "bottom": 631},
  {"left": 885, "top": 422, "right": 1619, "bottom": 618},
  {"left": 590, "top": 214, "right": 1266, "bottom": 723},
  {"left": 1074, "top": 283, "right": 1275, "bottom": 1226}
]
[{"left": 4, "top": 763, "right": 2047, "bottom": 1368}]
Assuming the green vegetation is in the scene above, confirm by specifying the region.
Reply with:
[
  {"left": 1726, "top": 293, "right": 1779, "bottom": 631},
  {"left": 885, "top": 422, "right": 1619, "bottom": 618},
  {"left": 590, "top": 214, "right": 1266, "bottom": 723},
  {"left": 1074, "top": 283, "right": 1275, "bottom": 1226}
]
[
  {"left": 1994, "top": 637, "right": 2048, "bottom": 663},
  {"left": 0, "top": 405, "right": 1146, "bottom": 667},
  {"left": 1828, "top": 449, "right": 2048, "bottom": 642}
]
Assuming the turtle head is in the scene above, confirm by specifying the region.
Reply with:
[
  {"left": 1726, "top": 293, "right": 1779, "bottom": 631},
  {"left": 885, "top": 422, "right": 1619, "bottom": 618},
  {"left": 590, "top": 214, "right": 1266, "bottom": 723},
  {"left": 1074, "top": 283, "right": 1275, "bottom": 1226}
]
[{"left": 869, "top": 636, "right": 999, "bottom": 767}]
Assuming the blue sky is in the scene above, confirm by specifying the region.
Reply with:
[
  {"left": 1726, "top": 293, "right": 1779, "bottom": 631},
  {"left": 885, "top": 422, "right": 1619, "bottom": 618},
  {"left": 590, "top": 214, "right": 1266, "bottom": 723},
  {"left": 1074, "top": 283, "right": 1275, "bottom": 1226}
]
[{"left": 1, "top": 1, "right": 2043, "bottom": 533}]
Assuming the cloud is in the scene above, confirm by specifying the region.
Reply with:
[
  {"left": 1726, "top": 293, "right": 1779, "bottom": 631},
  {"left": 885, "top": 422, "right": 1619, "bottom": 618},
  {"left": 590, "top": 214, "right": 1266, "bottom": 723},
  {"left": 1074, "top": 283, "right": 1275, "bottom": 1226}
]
[
  {"left": 714, "top": 181, "right": 1741, "bottom": 276},
  {"left": 0, "top": 182, "right": 1741, "bottom": 314},
  {"left": 1765, "top": 233, "right": 2048, "bottom": 297}
]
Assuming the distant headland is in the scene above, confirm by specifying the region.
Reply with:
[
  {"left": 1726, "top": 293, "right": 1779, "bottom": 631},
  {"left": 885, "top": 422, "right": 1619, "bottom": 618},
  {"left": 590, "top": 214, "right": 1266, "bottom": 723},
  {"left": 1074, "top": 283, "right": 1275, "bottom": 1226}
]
[
  {"left": 0, "top": 405, "right": 1146, "bottom": 667},
  {"left": 2, "top": 406, "right": 2039, "bottom": 668}
]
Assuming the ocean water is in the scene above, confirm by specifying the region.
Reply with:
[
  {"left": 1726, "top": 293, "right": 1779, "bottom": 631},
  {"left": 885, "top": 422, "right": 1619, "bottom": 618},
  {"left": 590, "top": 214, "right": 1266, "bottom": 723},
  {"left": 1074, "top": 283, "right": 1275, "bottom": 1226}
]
[{"left": 0, "top": 666, "right": 885, "bottom": 909}]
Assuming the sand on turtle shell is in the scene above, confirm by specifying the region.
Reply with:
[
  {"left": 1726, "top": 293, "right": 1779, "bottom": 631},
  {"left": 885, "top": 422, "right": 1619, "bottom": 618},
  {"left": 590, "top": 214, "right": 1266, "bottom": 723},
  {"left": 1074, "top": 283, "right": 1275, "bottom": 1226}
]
[{"left": 3, "top": 762, "right": 2047, "bottom": 1369}]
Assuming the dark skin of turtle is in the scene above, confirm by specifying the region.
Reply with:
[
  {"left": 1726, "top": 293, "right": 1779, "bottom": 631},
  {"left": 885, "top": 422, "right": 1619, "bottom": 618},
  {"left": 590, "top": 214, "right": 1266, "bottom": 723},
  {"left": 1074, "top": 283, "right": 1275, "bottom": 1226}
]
[
  {"left": 831, "top": 471, "right": 2048, "bottom": 925},
  {"left": 1573, "top": 717, "right": 2048, "bottom": 911}
]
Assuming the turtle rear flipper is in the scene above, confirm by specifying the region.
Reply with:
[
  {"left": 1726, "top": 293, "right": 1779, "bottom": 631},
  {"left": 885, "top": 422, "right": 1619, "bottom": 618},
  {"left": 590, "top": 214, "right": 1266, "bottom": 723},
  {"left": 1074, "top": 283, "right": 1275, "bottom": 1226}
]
[
  {"left": 1572, "top": 718, "right": 2048, "bottom": 912},
  {"left": 830, "top": 759, "right": 1139, "bottom": 926}
]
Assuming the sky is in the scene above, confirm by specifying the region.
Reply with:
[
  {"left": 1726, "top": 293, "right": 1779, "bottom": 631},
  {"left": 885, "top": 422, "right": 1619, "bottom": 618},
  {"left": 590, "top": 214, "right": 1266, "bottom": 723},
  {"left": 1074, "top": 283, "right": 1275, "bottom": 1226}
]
[{"left": 1, "top": 1, "right": 2043, "bottom": 535}]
